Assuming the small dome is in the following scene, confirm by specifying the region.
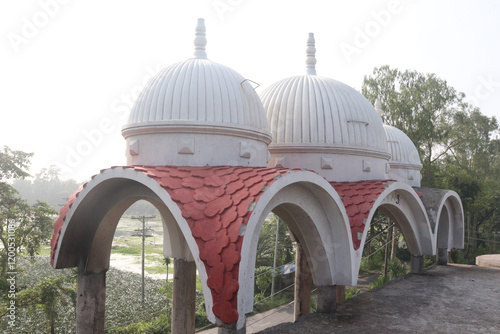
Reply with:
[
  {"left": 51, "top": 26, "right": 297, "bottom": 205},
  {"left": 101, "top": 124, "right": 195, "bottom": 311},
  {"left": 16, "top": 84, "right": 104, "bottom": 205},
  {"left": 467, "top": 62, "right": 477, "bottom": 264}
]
[
  {"left": 384, "top": 124, "right": 422, "bottom": 186},
  {"left": 261, "top": 75, "right": 388, "bottom": 152},
  {"left": 260, "top": 33, "right": 389, "bottom": 181},
  {"left": 126, "top": 58, "right": 269, "bottom": 135},
  {"left": 384, "top": 125, "right": 422, "bottom": 167},
  {"left": 122, "top": 19, "right": 271, "bottom": 167}
]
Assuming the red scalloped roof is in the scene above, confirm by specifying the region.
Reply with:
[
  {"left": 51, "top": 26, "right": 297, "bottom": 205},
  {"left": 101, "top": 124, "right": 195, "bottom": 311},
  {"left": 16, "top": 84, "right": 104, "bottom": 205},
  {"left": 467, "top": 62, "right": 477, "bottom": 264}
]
[
  {"left": 50, "top": 166, "right": 296, "bottom": 324},
  {"left": 50, "top": 165, "right": 400, "bottom": 324},
  {"left": 330, "top": 180, "right": 390, "bottom": 250},
  {"left": 50, "top": 185, "right": 84, "bottom": 266}
]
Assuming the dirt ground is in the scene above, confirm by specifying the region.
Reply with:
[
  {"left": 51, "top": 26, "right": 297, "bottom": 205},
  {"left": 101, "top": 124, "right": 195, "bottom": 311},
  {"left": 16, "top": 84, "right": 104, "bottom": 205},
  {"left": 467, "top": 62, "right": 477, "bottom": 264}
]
[{"left": 258, "top": 264, "right": 500, "bottom": 334}]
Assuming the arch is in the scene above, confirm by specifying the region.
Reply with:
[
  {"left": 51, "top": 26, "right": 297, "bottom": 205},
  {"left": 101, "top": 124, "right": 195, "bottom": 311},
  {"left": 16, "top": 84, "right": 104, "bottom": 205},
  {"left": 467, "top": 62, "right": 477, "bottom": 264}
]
[
  {"left": 434, "top": 191, "right": 464, "bottom": 250},
  {"left": 52, "top": 167, "right": 217, "bottom": 323},
  {"left": 238, "top": 171, "right": 354, "bottom": 329},
  {"left": 356, "top": 182, "right": 435, "bottom": 271}
]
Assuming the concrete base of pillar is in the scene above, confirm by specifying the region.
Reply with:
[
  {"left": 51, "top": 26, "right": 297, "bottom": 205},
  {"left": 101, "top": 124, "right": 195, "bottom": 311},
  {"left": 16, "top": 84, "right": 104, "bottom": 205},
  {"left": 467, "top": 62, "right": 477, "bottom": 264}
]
[
  {"left": 172, "top": 259, "right": 196, "bottom": 334},
  {"left": 218, "top": 326, "right": 246, "bottom": 334},
  {"left": 336, "top": 285, "right": 345, "bottom": 304},
  {"left": 316, "top": 285, "right": 337, "bottom": 314},
  {"left": 76, "top": 270, "right": 106, "bottom": 334},
  {"left": 294, "top": 242, "right": 312, "bottom": 322},
  {"left": 437, "top": 248, "right": 448, "bottom": 266},
  {"left": 410, "top": 255, "right": 424, "bottom": 275}
]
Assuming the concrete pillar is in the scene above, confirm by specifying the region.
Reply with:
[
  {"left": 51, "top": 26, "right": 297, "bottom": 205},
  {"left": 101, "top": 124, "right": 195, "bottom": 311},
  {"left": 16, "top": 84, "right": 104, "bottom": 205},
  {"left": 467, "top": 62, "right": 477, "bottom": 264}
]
[
  {"left": 294, "top": 242, "right": 312, "bottom": 322},
  {"left": 410, "top": 255, "right": 424, "bottom": 275},
  {"left": 316, "top": 285, "right": 337, "bottom": 313},
  {"left": 76, "top": 269, "right": 106, "bottom": 334},
  {"left": 437, "top": 248, "right": 448, "bottom": 265},
  {"left": 172, "top": 259, "right": 196, "bottom": 334},
  {"left": 336, "top": 285, "right": 345, "bottom": 304}
]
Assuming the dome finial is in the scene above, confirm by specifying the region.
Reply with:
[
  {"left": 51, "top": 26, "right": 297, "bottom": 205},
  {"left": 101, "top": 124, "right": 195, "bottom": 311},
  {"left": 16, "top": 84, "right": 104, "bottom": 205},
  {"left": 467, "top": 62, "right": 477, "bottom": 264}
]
[
  {"left": 374, "top": 98, "right": 383, "bottom": 116},
  {"left": 306, "top": 33, "right": 317, "bottom": 75},
  {"left": 194, "top": 18, "right": 207, "bottom": 59}
]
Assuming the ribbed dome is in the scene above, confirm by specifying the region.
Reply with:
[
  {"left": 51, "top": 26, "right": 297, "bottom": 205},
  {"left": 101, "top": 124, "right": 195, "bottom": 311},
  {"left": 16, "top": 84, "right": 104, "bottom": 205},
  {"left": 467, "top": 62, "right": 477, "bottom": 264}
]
[
  {"left": 260, "top": 33, "right": 389, "bottom": 182},
  {"left": 384, "top": 125, "right": 422, "bottom": 167},
  {"left": 384, "top": 124, "right": 422, "bottom": 186},
  {"left": 121, "top": 19, "right": 271, "bottom": 168},
  {"left": 126, "top": 58, "right": 269, "bottom": 135},
  {"left": 261, "top": 75, "right": 388, "bottom": 153}
]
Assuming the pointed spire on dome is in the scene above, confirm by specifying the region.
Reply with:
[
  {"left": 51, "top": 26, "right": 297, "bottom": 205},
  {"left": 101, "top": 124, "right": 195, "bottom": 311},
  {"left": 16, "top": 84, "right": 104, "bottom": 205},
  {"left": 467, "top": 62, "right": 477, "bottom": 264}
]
[
  {"left": 306, "top": 33, "right": 317, "bottom": 75},
  {"left": 194, "top": 18, "right": 207, "bottom": 59},
  {"left": 374, "top": 98, "right": 383, "bottom": 116}
]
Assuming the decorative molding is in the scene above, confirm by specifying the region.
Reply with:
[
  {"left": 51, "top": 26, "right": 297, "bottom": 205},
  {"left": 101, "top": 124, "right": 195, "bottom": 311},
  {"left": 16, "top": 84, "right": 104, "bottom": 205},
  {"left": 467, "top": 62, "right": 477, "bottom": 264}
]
[
  {"left": 129, "top": 139, "right": 139, "bottom": 156},
  {"left": 122, "top": 121, "right": 272, "bottom": 145},
  {"left": 362, "top": 160, "right": 371, "bottom": 172},
  {"left": 321, "top": 157, "right": 333, "bottom": 170},
  {"left": 268, "top": 144, "right": 391, "bottom": 160},
  {"left": 389, "top": 162, "right": 423, "bottom": 171},
  {"left": 274, "top": 157, "right": 285, "bottom": 168},
  {"left": 239, "top": 141, "right": 252, "bottom": 159},
  {"left": 178, "top": 138, "right": 195, "bottom": 154}
]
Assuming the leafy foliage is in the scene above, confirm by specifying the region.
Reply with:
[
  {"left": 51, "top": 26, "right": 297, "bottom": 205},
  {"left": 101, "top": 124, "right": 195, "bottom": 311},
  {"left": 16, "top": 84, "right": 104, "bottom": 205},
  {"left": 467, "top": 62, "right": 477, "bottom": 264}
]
[
  {"left": 363, "top": 66, "right": 500, "bottom": 263},
  {"left": 0, "top": 147, "right": 56, "bottom": 277},
  {"left": 15, "top": 275, "right": 76, "bottom": 334}
]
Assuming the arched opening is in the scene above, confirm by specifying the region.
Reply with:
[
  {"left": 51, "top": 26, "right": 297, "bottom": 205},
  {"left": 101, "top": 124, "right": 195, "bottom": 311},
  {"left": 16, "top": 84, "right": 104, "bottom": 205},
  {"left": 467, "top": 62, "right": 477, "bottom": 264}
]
[
  {"left": 356, "top": 183, "right": 434, "bottom": 278},
  {"left": 252, "top": 213, "right": 296, "bottom": 315},
  {"left": 239, "top": 172, "right": 354, "bottom": 328},
  {"left": 52, "top": 169, "right": 218, "bottom": 333},
  {"left": 436, "top": 204, "right": 450, "bottom": 265},
  {"left": 359, "top": 209, "right": 412, "bottom": 289}
]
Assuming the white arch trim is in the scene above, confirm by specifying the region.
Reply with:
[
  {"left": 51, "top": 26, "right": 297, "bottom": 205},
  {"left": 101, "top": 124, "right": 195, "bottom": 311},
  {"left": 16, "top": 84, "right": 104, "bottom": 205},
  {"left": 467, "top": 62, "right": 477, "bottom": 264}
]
[
  {"left": 434, "top": 191, "right": 464, "bottom": 250},
  {"left": 53, "top": 167, "right": 218, "bottom": 323},
  {"left": 238, "top": 171, "right": 354, "bottom": 329},
  {"left": 354, "top": 182, "right": 435, "bottom": 272}
]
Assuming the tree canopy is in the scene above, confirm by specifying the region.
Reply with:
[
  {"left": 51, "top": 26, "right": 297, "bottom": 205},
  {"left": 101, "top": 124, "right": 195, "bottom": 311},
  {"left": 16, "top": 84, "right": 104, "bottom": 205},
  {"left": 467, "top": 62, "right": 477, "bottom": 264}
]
[
  {"left": 0, "top": 146, "right": 56, "bottom": 277},
  {"left": 363, "top": 66, "right": 500, "bottom": 262}
]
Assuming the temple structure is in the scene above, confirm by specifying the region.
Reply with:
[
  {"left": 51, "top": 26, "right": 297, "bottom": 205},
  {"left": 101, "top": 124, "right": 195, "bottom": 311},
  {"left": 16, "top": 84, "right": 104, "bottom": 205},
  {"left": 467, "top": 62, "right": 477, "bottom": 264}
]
[{"left": 50, "top": 19, "right": 464, "bottom": 334}]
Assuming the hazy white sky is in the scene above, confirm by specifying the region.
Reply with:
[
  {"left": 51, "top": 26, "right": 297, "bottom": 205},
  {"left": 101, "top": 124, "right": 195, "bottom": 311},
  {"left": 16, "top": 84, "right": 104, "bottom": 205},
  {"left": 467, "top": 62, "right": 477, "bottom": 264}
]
[{"left": 1, "top": 0, "right": 499, "bottom": 182}]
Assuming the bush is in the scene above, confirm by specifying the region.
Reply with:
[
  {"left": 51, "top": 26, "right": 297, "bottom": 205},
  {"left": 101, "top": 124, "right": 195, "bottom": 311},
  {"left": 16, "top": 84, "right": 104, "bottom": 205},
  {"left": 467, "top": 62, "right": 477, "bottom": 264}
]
[{"left": 345, "top": 287, "right": 361, "bottom": 299}]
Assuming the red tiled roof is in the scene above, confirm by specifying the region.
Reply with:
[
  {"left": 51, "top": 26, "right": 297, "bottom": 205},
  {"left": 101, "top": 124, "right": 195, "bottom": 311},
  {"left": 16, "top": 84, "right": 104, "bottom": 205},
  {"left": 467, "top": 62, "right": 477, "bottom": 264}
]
[
  {"left": 50, "top": 165, "right": 296, "bottom": 324},
  {"left": 50, "top": 165, "right": 399, "bottom": 324},
  {"left": 330, "top": 180, "right": 391, "bottom": 250},
  {"left": 50, "top": 185, "right": 84, "bottom": 266}
]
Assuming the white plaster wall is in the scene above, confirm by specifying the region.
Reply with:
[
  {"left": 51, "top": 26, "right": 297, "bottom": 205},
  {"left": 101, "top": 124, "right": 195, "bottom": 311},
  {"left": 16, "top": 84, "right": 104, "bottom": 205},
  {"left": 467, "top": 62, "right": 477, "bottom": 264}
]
[
  {"left": 268, "top": 152, "right": 389, "bottom": 182},
  {"left": 387, "top": 166, "right": 422, "bottom": 187},
  {"left": 125, "top": 132, "right": 269, "bottom": 167}
]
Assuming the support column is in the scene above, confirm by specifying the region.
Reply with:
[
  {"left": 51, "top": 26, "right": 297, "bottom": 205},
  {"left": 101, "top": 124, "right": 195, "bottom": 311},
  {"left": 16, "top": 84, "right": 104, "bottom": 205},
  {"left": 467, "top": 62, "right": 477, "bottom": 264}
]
[
  {"left": 294, "top": 242, "right": 312, "bottom": 322},
  {"left": 336, "top": 285, "right": 345, "bottom": 304},
  {"left": 316, "top": 285, "right": 337, "bottom": 314},
  {"left": 437, "top": 248, "right": 448, "bottom": 265},
  {"left": 172, "top": 258, "right": 196, "bottom": 334},
  {"left": 76, "top": 269, "right": 106, "bottom": 334},
  {"left": 410, "top": 255, "right": 424, "bottom": 275}
]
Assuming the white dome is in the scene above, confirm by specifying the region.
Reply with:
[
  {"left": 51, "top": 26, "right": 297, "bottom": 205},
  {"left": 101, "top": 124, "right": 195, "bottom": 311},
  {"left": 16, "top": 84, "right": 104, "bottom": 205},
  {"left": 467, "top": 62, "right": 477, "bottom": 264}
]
[
  {"left": 259, "top": 33, "right": 389, "bottom": 182},
  {"left": 122, "top": 19, "right": 271, "bottom": 167},
  {"left": 125, "top": 58, "right": 270, "bottom": 138},
  {"left": 384, "top": 125, "right": 422, "bottom": 167},
  {"left": 384, "top": 124, "right": 422, "bottom": 186},
  {"left": 261, "top": 75, "right": 388, "bottom": 153}
]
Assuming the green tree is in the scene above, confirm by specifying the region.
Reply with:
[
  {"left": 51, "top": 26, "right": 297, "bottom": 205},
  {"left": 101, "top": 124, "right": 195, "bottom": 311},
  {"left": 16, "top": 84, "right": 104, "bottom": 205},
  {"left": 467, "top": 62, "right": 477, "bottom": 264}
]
[
  {"left": 12, "top": 165, "right": 79, "bottom": 210},
  {"left": 362, "top": 65, "right": 462, "bottom": 187},
  {"left": 255, "top": 214, "right": 294, "bottom": 269},
  {"left": 0, "top": 146, "right": 56, "bottom": 276},
  {"left": 15, "top": 275, "right": 76, "bottom": 334},
  {"left": 362, "top": 67, "right": 500, "bottom": 262}
]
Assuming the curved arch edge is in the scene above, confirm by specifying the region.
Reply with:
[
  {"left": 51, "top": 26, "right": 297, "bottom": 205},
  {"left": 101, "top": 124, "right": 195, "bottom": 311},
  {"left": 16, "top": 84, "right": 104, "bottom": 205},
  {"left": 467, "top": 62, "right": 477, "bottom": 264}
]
[{"left": 237, "top": 171, "right": 355, "bottom": 329}]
